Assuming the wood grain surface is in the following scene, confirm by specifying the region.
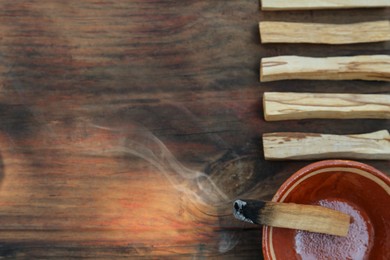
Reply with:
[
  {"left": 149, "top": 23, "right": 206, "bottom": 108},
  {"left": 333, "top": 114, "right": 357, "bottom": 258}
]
[
  {"left": 260, "top": 55, "right": 390, "bottom": 82},
  {"left": 259, "top": 21, "right": 390, "bottom": 44},
  {"left": 263, "top": 92, "right": 390, "bottom": 120},
  {"left": 263, "top": 130, "right": 390, "bottom": 160},
  {"left": 0, "top": 1, "right": 389, "bottom": 259},
  {"left": 260, "top": 0, "right": 390, "bottom": 10}
]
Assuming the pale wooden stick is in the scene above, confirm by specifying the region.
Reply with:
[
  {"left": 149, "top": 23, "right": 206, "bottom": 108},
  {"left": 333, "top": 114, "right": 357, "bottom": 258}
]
[
  {"left": 263, "top": 92, "right": 390, "bottom": 121},
  {"left": 261, "top": 0, "right": 390, "bottom": 10},
  {"left": 234, "top": 200, "right": 350, "bottom": 236},
  {"left": 260, "top": 55, "right": 390, "bottom": 82},
  {"left": 259, "top": 21, "right": 390, "bottom": 44},
  {"left": 263, "top": 130, "right": 390, "bottom": 160}
]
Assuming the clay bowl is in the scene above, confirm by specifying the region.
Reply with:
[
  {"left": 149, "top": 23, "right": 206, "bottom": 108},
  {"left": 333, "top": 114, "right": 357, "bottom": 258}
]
[{"left": 262, "top": 160, "right": 390, "bottom": 259}]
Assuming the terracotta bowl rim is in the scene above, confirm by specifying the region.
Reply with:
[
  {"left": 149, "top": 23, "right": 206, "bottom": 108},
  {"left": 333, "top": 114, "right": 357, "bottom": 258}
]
[{"left": 262, "top": 159, "right": 390, "bottom": 260}]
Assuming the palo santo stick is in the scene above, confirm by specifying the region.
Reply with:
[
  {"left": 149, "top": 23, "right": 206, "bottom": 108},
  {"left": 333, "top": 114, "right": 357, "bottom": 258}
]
[
  {"left": 233, "top": 199, "right": 350, "bottom": 236},
  {"left": 263, "top": 130, "right": 390, "bottom": 160},
  {"left": 260, "top": 0, "right": 390, "bottom": 10},
  {"left": 259, "top": 21, "right": 390, "bottom": 44},
  {"left": 260, "top": 55, "right": 390, "bottom": 82},
  {"left": 263, "top": 92, "right": 390, "bottom": 121}
]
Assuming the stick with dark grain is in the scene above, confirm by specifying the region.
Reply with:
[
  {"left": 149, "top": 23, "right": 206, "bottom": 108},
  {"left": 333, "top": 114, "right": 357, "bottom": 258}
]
[
  {"left": 260, "top": 0, "right": 390, "bottom": 10},
  {"left": 263, "top": 92, "right": 390, "bottom": 121},
  {"left": 263, "top": 130, "right": 390, "bottom": 160},
  {"left": 260, "top": 55, "right": 390, "bottom": 82},
  {"left": 233, "top": 200, "right": 350, "bottom": 237},
  {"left": 259, "top": 21, "right": 390, "bottom": 44}
]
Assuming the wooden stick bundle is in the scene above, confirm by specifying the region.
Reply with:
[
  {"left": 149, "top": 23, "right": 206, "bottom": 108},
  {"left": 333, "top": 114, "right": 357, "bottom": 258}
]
[
  {"left": 233, "top": 199, "right": 350, "bottom": 236},
  {"left": 259, "top": 21, "right": 390, "bottom": 44},
  {"left": 263, "top": 92, "right": 390, "bottom": 121},
  {"left": 260, "top": 55, "right": 390, "bottom": 82},
  {"left": 263, "top": 130, "right": 390, "bottom": 160},
  {"left": 260, "top": 0, "right": 390, "bottom": 10}
]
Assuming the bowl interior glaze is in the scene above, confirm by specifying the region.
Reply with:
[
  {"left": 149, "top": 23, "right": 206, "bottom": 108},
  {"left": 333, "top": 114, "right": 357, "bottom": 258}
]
[{"left": 262, "top": 160, "right": 390, "bottom": 260}]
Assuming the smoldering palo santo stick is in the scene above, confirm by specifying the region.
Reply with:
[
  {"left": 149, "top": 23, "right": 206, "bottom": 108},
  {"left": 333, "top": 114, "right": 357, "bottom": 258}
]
[
  {"left": 259, "top": 21, "right": 390, "bottom": 44},
  {"left": 263, "top": 92, "right": 390, "bottom": 121},
  {"left": 263, "top": 130, "right": 390, "bottom": 160},
  {"left": 260, "top": 55, "right": 390, "bottom": 82},
  {"left": 260, "top": 0, "right": 390, "bottom": 10},
  {"left": 233, "top": 199, "right": 350, "bottom": 237}
]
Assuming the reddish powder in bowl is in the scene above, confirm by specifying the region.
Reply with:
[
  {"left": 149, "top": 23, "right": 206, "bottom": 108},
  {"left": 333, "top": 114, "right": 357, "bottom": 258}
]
[{"left": 294, "top": 199, "right": 374, "bottom": 260}]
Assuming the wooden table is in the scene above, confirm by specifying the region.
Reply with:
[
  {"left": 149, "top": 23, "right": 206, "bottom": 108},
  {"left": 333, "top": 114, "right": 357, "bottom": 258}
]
[{"left": 0, "top": 1, "right": 389, "bottom": 258}]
